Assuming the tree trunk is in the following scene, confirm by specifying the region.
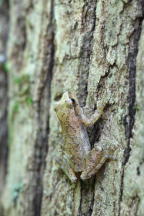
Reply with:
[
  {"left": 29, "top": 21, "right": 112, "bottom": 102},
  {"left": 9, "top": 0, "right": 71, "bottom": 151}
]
[
  {"left": 0, "top": 1, "right": 9, "bottom": 215},
  {"left": 1, "top": 0, "right": 144, "bottom": 216}
]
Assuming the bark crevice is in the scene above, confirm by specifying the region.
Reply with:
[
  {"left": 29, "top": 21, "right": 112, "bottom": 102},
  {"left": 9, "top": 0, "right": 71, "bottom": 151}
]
[
  {"left": 77, "top": 0, "right": 97, "bottom": 107},
  {"left": 77, "top": 1, "right": 98, "bottom": 215}
]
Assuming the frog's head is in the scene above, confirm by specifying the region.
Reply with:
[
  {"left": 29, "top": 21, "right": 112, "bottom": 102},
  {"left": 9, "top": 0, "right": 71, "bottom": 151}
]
[{"left": 54, "top": 92, "right": 75, "bottom": 121}]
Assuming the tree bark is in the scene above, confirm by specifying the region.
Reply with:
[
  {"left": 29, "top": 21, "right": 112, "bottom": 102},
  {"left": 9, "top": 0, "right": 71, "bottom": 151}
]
[
  {"left": 0, "top": 1, "right": 9, "bottom": 214},
  {"left": 1, "top": 0, "right": 144, "bottom": 216}
]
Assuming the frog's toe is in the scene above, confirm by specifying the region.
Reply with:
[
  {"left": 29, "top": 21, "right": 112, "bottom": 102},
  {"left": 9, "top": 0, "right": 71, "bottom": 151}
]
[
  {"left": 105, "top": 154, "right": 117, "bottom": 161},
  {"left": 70, "top": 176, "right": 78, "bottom": 183},
  {"left": 80, "top": 172, "right": 89, "bottom": 180}
]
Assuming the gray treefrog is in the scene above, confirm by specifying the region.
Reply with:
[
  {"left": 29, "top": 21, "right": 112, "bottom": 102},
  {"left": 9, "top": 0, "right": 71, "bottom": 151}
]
[{"left": 55, "top": 92, "right": 114, "bottom": 183}]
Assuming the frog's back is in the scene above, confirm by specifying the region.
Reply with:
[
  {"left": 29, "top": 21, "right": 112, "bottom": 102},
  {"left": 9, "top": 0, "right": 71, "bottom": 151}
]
[
  {"left": 62, "top": 122, "right": 91, "bottom": 173},
  {"left": 60, "top": 106, "right": 91, "bottom": 172}
]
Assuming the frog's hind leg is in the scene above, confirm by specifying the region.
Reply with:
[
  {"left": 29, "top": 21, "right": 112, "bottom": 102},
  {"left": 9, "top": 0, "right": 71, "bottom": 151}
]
[
  {"left": 56, "top": 156, "right": 77, "bottom": 183},
  {"left": 80, "top": 155, "right": 107, "bottom": 180},
  {"left": 80, "top": 147, "right": 116, "bottom": 180}
]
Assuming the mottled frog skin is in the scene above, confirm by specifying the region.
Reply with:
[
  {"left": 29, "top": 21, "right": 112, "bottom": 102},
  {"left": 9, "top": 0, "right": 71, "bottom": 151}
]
[{"left": 55, "top": 92, "right": 113, "bottom": 182}]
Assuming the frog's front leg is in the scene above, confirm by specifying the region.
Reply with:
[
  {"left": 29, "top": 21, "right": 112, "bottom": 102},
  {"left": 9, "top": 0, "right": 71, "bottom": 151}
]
[
  {"left": 80, "top": 107, "right": 105, "bottom": 127},
  {"left": 80, "top": 148, "right": 114, "bottom": 180},
  {"left": 69, "top": 93, "right": 106, "bottom": 127}
]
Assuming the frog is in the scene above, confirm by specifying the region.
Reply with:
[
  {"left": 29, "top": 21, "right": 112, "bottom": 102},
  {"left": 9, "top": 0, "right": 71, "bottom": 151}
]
[{"left": 54, "top": 91, "right": 114, "bottom": 183}]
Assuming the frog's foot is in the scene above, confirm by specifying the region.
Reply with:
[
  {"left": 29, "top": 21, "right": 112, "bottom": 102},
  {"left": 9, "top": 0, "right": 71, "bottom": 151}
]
[
  {"left": 61, "top": 166, "right": 78, "bottom": 183},
  {"left": 69, "top": 174, "right": 77, "bottom": 183},
  {"left": 56, "top": 158, "right": 78, "bottom": 183},
  {"left": 66, "top": 167, "right": 78, "bottom": 183},
  {"left": 105, "top": 154, "right": 117, "bottom": 161}
]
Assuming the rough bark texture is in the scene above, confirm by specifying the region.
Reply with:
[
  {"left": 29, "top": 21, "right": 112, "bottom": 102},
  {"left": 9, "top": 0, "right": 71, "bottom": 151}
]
[{"left": 1, "top": 0, "right": 144, "bottom": 216}]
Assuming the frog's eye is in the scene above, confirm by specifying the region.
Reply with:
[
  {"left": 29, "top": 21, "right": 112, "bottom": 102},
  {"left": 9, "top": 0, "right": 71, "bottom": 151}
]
[{"left": 71, "top": 98, "right": 75, "bottom": 104}]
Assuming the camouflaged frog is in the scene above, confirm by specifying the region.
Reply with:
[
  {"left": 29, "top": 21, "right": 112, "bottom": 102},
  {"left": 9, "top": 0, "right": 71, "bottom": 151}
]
[{"left": 55, "top": 92, "right": 114, "bottom": 183}]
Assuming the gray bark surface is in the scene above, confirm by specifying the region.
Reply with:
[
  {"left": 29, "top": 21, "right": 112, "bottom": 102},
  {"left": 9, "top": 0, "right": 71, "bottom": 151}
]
[{"left": 1, "top": 0, "right": 144, "bottom": 216}]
